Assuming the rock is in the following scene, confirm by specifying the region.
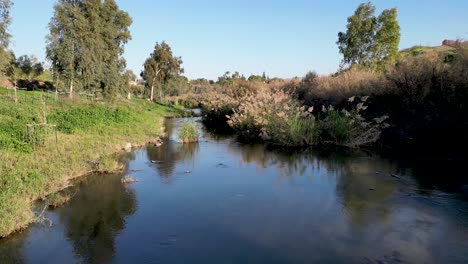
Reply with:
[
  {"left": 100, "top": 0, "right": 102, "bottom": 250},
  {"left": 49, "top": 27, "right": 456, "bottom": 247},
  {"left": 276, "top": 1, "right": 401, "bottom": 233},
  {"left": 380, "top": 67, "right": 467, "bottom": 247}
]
[
  {"left": 369, "top": 187, "right": 375, "bottom": 191},
  {"left": 121, "top": 175, "right": 138, "bottom": 184},
  {"left": 123, "top": 143, "right": 132, "bottom": 152},
  {"left": 184, "top": 170, "right": 191, "bottom": 174}
]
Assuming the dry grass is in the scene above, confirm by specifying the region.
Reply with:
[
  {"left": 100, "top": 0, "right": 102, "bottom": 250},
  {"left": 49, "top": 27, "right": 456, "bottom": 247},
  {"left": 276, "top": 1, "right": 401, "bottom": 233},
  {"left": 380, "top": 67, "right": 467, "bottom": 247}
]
[{"left": 299, "top": 68, "right": 389, "bottom": 104}]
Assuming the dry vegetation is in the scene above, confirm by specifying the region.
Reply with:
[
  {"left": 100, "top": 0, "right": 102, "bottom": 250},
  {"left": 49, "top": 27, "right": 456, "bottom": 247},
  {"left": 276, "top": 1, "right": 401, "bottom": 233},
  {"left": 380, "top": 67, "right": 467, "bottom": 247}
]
[{"left": 191, "top": 45, "right": 468, "bottom": 151}]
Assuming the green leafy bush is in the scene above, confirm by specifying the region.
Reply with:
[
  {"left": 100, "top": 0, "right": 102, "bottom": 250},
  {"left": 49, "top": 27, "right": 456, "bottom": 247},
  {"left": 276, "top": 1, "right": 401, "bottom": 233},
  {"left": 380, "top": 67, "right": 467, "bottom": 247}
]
[{"left": 178, "top": 123, "right": 199, "bottom": 143}]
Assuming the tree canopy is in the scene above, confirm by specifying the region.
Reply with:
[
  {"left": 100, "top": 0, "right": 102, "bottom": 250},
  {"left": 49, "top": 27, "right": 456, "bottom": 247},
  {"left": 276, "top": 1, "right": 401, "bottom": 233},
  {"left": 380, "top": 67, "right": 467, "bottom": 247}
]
[
  {"left": 0, "top": 0, "right": 12, "bottom": 74},
  {"left": 46, "top": 0, "right": 132, "bottom": 98},
  {"left": 141, "top": 41, "right": 183, "bottom": 101},
  {"left": 337, "top": 1, "right": 400, "bottom": 69}
]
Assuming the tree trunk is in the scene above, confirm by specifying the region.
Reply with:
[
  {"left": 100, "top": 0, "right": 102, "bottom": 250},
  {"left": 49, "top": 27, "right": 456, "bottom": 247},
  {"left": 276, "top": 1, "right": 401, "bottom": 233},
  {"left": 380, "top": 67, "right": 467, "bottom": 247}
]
[
  {"left": 150, "top": 85, "right": 154, "bottom": 101},
  {"left": 69, "top": 79, "right": 74, "bottom": 99},
  {"left": 127, "top": 91, "right": 131, "bottom": 100},
  {"left": 14, "top": 79, "right": 17, "bottom": 103}
]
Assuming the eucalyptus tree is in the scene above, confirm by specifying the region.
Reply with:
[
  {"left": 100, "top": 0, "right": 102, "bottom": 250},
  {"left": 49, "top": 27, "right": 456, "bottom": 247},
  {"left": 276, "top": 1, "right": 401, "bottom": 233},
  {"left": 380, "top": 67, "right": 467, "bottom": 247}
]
[
  {"left": 337, "top": 1, "right": 400, "bottom": 69},
  {"left": 141, "top": 41, "right": 183, "bottom": 101},
  {"left": 0, "top": 0, "right": 13, "bottom": 74},
  {"left": 46, "top": 0, "right": 132, "bottom": 99}
]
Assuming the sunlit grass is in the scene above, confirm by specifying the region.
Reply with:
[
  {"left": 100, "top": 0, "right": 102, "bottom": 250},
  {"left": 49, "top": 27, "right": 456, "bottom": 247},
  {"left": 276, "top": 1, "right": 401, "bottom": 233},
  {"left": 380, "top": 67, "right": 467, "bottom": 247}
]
[{"left": 0, "top": 87, "right": 182, "bottom": 237}]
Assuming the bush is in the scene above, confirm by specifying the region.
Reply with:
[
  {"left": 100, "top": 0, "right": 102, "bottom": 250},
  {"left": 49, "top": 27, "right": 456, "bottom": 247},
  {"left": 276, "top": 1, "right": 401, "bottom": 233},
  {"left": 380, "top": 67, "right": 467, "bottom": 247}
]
[
  {"left": 178, "top": 123, "right": 199, "bottom": 143},
  {"left": 317, "top": 100, "right": 389, "bottom": 147}
]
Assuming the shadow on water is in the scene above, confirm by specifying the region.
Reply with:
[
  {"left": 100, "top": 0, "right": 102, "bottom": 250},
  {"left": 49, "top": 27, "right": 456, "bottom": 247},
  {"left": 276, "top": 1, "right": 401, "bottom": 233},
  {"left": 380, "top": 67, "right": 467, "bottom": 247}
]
[
  {"left": 0, "top": 173, "right": 137, "bottom": 264},
  {"left": 146, "top": 143, "right": 199, "bottom": 183},
  {"left": 58, "top": 174, "right": 137, "bottom": 264},
  {"left": 1, "top": 116, "right": 468, "bottom": 263}
]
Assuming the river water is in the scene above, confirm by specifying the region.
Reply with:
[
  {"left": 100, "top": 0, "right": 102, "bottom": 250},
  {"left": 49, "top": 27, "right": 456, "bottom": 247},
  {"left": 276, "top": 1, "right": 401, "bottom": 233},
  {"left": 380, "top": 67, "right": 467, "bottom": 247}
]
[{"left": 1, "top": 117, "right": 468, "bottom": 264}]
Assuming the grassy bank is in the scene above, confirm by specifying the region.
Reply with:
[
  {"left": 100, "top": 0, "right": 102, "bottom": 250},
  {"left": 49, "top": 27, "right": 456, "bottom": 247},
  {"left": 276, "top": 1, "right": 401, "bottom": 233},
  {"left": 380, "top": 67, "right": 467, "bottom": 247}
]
[{"left": 0, "top": 88, "right": 181, "bottom": 237}]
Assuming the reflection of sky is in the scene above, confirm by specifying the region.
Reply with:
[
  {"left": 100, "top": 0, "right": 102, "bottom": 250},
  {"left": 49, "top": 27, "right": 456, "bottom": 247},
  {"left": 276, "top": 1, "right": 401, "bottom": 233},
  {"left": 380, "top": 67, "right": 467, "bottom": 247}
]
[{"left": 1, "top": 118, "right": 468, "bottom": 263}]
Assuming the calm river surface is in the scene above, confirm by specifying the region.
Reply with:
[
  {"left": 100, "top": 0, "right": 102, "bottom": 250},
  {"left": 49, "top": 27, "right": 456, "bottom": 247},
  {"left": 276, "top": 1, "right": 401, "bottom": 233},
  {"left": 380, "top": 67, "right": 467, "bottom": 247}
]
[{"left": 1, "top": 117, "right": 468, "bottom": 264}]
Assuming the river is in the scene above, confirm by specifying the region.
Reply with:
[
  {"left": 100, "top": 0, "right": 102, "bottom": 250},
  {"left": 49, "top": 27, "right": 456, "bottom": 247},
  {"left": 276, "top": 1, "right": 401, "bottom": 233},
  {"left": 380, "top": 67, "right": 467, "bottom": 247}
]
[{"left": 1, "top": 116, "right": 467, "bottom": 263}]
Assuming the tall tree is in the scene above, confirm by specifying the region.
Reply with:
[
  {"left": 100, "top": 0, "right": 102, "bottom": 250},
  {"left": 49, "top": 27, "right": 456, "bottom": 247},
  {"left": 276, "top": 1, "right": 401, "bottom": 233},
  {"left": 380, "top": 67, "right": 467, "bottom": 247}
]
[
  {"left": 47, "top": 0, "right": 84, "bottom": 98},
  {"left": 0, "top": 0, "right": 13, "bottom": 75},
  {"left": 46, "top": 0, "right": 132, "bottom": 99},
  {"left": 16, "top": 55, "right": 44, "bottom": 80},
  {"left": 141, "top": 41, "right": 183, "bottom": 101},
  {"left": 337, "top": 2, "right": 400, "bottom": 69}
]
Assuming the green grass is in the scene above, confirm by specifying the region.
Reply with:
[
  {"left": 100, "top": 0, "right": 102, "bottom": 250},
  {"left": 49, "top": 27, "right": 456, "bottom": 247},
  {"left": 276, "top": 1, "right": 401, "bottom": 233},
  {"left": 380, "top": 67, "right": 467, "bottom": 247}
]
[
  {"left": 0, "top": 87, "right": 182, "bottom": 237},
  {"left": 178, "top": 123, "right": 199, "bottom": 143}
]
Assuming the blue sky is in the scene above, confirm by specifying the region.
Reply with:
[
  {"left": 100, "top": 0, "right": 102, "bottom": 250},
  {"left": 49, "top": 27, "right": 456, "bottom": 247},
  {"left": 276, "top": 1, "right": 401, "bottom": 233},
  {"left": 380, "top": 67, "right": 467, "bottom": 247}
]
[{"left": 9, "top": 0, "right": 468, "bottom": 80}]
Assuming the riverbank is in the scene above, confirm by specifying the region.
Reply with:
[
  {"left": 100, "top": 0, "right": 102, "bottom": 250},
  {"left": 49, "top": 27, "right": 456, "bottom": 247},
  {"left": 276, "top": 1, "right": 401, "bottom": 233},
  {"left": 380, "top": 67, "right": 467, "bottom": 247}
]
[
  {"left": 1, "top": 116, "right": 467, "bottom": 263},
  {"left": 0, "top": 88, "right": 183, "bottom": 237}
]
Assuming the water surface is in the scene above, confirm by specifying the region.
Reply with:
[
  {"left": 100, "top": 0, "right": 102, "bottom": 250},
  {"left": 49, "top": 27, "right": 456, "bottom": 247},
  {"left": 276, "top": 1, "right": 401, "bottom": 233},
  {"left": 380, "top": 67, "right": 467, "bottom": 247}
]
[{"left": 1, "top": 117, "right": 467, "bottom": 264}]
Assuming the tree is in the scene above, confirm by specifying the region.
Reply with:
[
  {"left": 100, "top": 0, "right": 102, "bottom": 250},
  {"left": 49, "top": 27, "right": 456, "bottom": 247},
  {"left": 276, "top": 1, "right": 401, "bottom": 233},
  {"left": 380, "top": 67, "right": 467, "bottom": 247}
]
[
  {"left": 46, "top": 0, "right": 132, "bottom": 99},
  {"left": 337, "top": 2, "right": 400, "bottom": 69},
  {"left": 16, "top": 55, "right": 44, "bottom": 80},
  {"left": 46, "top": 0, "right": 79, "bottom": 98},
  {"left": 0, "top": 0, "right": 12, "bottom": 75},
  {"left": 5, "top": 53, "right": 19, "bottom": 103},
  {"left": 141, "top": 41, "right": 183, "bottom": 101},
  {"left": 123, "top": 69, "right": 137, "bottom": 99}
]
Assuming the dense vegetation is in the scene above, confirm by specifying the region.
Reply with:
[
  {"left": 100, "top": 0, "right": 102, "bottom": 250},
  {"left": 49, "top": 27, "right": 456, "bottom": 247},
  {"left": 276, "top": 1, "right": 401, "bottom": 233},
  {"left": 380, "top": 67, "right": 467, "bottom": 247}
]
[
  {"left": 1, "top": 0, "right": 467, "bottom": 238},
  {"left": 46, "top": 0, "right": 132, "bottom": 99},
  {"left": 0, "top": 87, "right": 181, "bottom": 237}
]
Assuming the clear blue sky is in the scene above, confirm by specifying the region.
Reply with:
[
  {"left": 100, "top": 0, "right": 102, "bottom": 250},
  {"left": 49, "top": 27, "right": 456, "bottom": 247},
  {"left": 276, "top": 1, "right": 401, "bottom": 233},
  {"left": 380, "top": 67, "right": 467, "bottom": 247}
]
[{"left": 9, "top": 0, "right": 468, "bottom": 80}]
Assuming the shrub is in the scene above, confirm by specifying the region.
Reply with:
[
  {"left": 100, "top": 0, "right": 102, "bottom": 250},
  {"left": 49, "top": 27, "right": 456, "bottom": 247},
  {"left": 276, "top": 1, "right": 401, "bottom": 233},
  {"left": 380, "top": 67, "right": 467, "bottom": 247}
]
[
  {"left": 178, "top": 123, "right": 199, "bottom": 143},
  {"left": 317, "top": 99, "right": 389, "bottom": 147},
  {"left": 200, "top": 93, "right": 237, "bottom": 131},
  {"left": 227, "top": 86, "right": 320, "bottom": 146}
]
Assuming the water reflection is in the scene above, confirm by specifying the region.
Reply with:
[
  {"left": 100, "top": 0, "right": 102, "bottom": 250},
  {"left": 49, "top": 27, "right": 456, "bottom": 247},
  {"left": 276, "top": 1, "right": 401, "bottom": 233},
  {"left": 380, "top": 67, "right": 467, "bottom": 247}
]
[
  {"left": 226, "top": 143, "right": 400, "bottom": 227},
  {"left": 146, "top": 143, "right": 199, "bottom": 183},
  {"left": 0, "top": 233, "right": 26, "bottom": 264},
  {"left": 1, "top": 117, "right": 468, "bottom": 264},
  {"left": 58, "top": 174, "right": 136, "bottom": 263}
]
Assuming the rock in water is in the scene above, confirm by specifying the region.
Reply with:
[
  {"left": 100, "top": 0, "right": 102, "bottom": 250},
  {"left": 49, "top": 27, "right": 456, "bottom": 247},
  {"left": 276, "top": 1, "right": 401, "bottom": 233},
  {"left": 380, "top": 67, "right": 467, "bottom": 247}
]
[
  {"left": 123, "top": 143, "right": 132, "bottom": 152},
  {"left": 121, "top": 175, "right": 138, "bottom": 184}
]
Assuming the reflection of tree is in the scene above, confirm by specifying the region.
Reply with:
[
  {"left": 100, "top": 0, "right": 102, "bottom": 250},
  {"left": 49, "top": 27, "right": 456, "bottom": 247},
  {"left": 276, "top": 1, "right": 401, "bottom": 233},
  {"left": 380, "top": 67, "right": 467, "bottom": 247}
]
[
  {"left": 227, "top": 144, "right": 311, "bottom": 179},
  {"left": 332, "top": 154, "right": 398, "bottom": 227},
  {"left": 146, "top": 142, "right": 199, "bottom": 183},
  {"left": 228, "top": 143, "right": 399, "bottom": 228},
  {"left": 146, "top": 143, "right": 178, "bottom": 182},
  {"left": 59, "top": 174, "right": 136, "bottom": 264},
  {"left": 0, "top": 233, "right": 27, "bottom": 264}
]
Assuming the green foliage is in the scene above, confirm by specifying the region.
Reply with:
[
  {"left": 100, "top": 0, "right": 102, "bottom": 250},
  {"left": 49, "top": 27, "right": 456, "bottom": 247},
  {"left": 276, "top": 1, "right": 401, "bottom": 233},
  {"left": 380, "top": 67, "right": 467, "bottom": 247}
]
[
  {"left": 337, "top": 2, "right": 400, "bottom": 69},
  {"left": 0, "top": 87, "right": 181, "bottom": 237},
  {"left": 317, "top": 110, "right": 352, "bottom": 144},
  {"left": 142, "top": 41, "right": 184, "bottom": 100},
  {"left": 0, "top": 0, "right": 12, "bottom": 74},
  {"left": 0, "top": 0, "right": 12, "bottom": 48},
  {"left": 164, "top": 75, "right": 190, "bottom": 96},
  {"left": 267, "top": 113, "right": 318, "bottom": 147},
  {"left": 46, "top": 0, "right": 132, "bottom": 98},
  {"left": 49, "top": 105, "right": 137, "bottom": 134},
  {"left": 178, "top": 123, "right": 199, "bottom": 143},
  {"left": 15, "top": 55, "right": 44, "bottom": 80}
]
